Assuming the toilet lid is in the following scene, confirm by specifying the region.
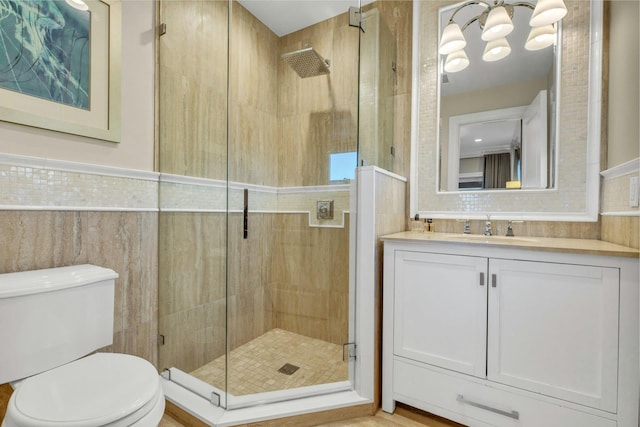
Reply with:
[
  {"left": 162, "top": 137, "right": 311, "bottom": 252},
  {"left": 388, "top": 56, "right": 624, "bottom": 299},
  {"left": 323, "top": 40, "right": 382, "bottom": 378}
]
[{"left": 12, "top": 353, "right": 160, "bottom": 426}]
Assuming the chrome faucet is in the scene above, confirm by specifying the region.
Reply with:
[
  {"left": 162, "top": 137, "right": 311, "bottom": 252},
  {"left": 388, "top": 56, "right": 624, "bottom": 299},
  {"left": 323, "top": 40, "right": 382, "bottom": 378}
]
[
  {"left": 505, "top": 220, "right": 523, "bottom": 237},
  {"left": 457, "top": 219, "right": 471, "bottom": 234},
  {"left": 506, "top": 220, "right": 515, "bottom": 237},
  {"left": 484, "top": 215, "right": 492, "bottom": 236}
]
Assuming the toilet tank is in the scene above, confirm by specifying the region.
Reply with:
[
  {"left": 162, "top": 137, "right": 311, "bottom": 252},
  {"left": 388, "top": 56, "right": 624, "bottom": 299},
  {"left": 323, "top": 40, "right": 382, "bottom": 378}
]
[{"left": 0, "top": 265, "right": 118, "bottom": 384}]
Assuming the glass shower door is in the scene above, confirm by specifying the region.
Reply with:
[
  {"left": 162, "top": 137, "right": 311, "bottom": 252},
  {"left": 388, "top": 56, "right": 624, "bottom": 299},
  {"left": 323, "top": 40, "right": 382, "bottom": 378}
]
[
  {"left": 224, "top": 0, "right": 360, "bottom": 408},
  {"left": 157, "top": 0, "right": 365, "bottom": 411},
  {"left": 157, "top": 0, "right": 230, "bottom": 406}
]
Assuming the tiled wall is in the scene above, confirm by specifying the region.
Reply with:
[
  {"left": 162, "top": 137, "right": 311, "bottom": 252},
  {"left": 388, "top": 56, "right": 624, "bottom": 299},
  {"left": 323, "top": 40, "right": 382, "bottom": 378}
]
[
  {"left": 362, "top": 1, "right": 413, "bottom": 181},
  {"left": 156, "top": 1, "right": 362, "bottom": 374},
  {"left": 0, "top": 156, "right": 159, "bottom": 366},
  {"left": 277, "top": 8, "right": 359, "bottom": 187},
  {"left": 600, "top": 159, "right": 640, "bottom": 249}
]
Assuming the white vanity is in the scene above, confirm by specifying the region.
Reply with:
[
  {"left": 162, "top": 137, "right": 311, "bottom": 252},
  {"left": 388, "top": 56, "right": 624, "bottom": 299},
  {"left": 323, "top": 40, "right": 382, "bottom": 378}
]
[{"left": 382, "top": 232, "right": 639, "bottom": 426}]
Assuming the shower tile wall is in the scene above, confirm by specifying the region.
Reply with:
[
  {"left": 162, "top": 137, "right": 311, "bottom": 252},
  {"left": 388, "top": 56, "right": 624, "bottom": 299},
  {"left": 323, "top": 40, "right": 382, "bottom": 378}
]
[
  {"left": 229, "top": 3, "right": 279, "bottom": 186},
  {"left": 267, "top": 214, "right": 350, "bottom": 346},
  {"left": 363, "top": 1, "right": 414, "bottom": 180},
  {"left": 159, "top": 0, "right": 228, "bottom": 180},
  {"left": 278, "top": 12, "right": 359, "bottom": 187},
  {"left": 158, "top": 0, "right": 362, "bottom": 374}
]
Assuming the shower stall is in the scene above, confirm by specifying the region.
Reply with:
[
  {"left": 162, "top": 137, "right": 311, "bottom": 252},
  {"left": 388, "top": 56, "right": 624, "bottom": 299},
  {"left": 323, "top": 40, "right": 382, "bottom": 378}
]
[{"left": 157, "top": 0, "right": 398, "bottom": 421}]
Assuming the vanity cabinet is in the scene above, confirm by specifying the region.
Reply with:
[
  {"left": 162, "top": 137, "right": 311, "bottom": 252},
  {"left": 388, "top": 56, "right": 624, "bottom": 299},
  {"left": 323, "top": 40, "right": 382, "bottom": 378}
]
[{"left": 382, "top": 234, "right": 639, "bottom": 427}]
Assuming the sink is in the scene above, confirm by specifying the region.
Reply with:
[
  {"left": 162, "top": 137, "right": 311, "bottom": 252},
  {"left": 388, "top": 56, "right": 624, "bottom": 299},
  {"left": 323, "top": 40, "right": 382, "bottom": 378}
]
[{"left": 444, "top": 234, "right": 539, "bottom": 244}]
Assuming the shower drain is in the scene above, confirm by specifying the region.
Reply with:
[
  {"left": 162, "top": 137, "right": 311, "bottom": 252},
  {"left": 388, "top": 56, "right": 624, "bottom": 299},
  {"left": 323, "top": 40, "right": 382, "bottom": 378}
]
[{"left": 278, "top": 363, "right": 300, "bottom": 375}]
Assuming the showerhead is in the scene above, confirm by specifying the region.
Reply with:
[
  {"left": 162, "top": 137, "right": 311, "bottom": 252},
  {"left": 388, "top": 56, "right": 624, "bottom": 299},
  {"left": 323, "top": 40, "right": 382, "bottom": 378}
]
[{"left": 281, "top": 47, "right": 330, "bottom": 78}]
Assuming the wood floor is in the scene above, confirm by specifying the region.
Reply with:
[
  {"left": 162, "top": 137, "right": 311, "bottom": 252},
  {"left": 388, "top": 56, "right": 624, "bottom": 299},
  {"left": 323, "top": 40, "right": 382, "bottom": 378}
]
[{"left": 160, "top": 404, "right": 465, "bottom": 427}]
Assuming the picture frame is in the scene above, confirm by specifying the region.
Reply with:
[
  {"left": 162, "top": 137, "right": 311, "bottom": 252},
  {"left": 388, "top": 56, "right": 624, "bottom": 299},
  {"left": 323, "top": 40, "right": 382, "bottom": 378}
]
[{"left": 0, "top": 0, "right": 121, "bottom": 142}]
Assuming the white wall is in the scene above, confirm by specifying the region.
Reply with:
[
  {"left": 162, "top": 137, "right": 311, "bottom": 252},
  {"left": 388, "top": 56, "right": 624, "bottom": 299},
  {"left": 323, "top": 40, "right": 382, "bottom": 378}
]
[{"left": 0, "top": 1, "right": 156, "bottom": 171}]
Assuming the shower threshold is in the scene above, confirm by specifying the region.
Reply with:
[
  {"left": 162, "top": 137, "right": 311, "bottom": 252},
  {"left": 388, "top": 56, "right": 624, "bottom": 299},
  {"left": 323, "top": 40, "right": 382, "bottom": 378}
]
[{"left": 161, "top": 374, "right": 371, "bottom": 426}]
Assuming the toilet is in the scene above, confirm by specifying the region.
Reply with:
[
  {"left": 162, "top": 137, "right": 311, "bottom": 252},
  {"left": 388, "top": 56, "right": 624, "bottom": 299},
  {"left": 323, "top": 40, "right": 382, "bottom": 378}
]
[{"left": 0, "top": 265, "right": 165, "bottom": 427}]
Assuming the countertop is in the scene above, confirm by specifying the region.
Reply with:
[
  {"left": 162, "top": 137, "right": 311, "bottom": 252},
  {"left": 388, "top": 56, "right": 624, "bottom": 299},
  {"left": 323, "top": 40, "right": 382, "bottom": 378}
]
[{"left": 381, "top": 231, "right": 640, "bottom": 258}]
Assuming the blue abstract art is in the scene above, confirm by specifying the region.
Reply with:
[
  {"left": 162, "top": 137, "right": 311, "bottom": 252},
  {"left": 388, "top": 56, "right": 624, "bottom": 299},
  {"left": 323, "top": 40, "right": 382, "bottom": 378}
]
[{"left": 0, "top": 0, "right": 90, "bottom": 110}]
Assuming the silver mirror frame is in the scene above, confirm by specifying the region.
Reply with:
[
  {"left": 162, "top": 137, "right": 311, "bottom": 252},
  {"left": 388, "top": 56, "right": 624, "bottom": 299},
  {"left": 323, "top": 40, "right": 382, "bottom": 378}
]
[{"left": 409, "top": 0, "right": 602, "bottom": 221}]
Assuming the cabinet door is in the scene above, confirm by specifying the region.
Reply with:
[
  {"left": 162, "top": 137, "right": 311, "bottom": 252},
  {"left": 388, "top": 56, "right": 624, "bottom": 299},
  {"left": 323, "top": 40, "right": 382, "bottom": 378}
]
[
  {"left": 394, "top": 251, "right": 487, "bottom": 378},
  {"left": 487, "top": 259, "right": 619, "bottom": 412}
]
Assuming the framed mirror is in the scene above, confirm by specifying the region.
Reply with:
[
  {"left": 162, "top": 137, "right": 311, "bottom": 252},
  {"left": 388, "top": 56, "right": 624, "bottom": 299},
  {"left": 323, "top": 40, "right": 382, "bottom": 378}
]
[
  {"left": 410, "top": 0, "right": 602, "bottom": 221},
  {"left": 438, "top": 1, "right": 559, "bottom": 192}
]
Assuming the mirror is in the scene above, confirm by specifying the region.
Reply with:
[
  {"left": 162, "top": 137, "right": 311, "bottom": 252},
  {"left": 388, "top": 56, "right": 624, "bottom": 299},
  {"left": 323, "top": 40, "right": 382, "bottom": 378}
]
[
  {"left": 410, "top": 0, "right": 602, "bottom": 221},
  {"left": 437, "top": 0, "right": 559, "bottom": 192}
]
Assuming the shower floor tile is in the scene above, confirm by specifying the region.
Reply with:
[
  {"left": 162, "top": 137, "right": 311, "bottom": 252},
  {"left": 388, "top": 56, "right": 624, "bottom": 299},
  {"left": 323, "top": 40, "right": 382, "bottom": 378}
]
[{"left": 190, "top": 328, "right": 348, "bottom": 396}]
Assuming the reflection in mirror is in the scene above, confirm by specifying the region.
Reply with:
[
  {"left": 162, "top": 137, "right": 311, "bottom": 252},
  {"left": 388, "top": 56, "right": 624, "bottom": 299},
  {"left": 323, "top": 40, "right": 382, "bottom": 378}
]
[{"left": 437, "top": 0, "right": 562, "bottom": 192}]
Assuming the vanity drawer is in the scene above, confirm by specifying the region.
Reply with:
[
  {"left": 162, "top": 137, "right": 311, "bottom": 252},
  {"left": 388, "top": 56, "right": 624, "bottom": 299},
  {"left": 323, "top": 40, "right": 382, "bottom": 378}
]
[{"left": 392, "top": 358, "right": 616, "bottom": 427}]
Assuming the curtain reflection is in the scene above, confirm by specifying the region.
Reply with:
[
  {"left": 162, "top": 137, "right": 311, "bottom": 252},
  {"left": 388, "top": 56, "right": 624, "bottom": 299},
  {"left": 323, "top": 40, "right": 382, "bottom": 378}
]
[{"left": 483, "top": 153, "right": 511, "bottom": 188}]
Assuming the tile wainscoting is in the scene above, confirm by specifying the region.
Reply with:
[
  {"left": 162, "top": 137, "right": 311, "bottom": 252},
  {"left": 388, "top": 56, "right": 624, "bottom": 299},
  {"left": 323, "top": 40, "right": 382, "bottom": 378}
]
[
  {"left": 0, "top": 154, "right": 354, "bottom": 373},
  {"left": 601, "top": 158, "right": 640, "bottom": 249}
]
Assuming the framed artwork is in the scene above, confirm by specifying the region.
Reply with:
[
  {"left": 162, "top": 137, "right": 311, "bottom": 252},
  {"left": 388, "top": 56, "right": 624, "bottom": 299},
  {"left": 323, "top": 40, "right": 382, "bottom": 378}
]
[{"left": 0, "top": 0, "right": 121, "bottom": 142}]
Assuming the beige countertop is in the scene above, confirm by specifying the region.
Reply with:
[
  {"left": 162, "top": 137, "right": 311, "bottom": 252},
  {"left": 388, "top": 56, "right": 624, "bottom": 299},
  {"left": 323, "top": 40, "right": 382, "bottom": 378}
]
[{"left": 381, "top": 231, "right": 640, "bottom": 258}]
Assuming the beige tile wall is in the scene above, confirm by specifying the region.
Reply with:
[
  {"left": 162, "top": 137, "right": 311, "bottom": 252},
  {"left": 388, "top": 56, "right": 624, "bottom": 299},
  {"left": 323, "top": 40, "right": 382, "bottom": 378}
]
[
  {"left": 601, "top": 216, "right": 639, "bottom": 249},
  {"left": 158, "top": 211, "right": 350, "bottom": 374},
  {"left": 158, "top": 0, "right": 229, "bottom": 180},
  {"left": 229, "top": 2, "right": 280, "bottom": 186},
  {"left": 278, "top": 11, "right": 359, "bottom": 187},
  {"left": 157, "top": 0, "right": 362, "bottom": 376},
  {"left": 267, "top": 214, "right": 351, "bottom": 346},
  {"left": 0, "top": 210, "right": 159, "bottom": 366},
  {"left": 363, "top": 1, "right": 413, "bottom": 181}
]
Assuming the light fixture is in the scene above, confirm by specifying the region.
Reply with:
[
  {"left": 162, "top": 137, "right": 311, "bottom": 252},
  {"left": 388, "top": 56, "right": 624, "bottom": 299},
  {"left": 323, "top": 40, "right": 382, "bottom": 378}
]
[
  {"left": 439, "top": 0, "right": 567, "bottom": 72},
  {"left": 482, "top": 37, "right": 511, "bottom": 62},
  {"left": 481, "top": 6, "right": 514, "bottom": 41},
  {"left": 530, "top": 0, "right": 568, "bottom": 27},
  {"left": 439, "top": 23, "right": 467, "bottom": 55},
  {"left": 65, "top": 0, "right": 89, "bottom": 11},
  {"left": 525, "top": 24, "right": 556, "bottom": 50},
  {"left": 444, "top": 49, "right": 470, "bottom": 73}
]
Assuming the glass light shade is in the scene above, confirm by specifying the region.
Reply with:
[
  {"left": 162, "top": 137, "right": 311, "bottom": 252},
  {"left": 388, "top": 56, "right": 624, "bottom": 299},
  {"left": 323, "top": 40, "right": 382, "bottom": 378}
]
[
  {"left": 65, "top": 0, "right": 89, "bottom": 10},
  {"left": 482, "top": 38, "right": 511, "bottom": 62},
  {"left": 525, "top": 25, "right": 556, "bottom": 50},
  {"left": 439, "top": 23, "right": 467, "bottom": 55},
  {"left": 444, "top": 50, "right": 470, "bottom": 73},
  {"left": 481, "top": 6, "right": 514, "bottom": 41},
  {"left": 530, "top": 0, "right": 568, "bottom": 27}
]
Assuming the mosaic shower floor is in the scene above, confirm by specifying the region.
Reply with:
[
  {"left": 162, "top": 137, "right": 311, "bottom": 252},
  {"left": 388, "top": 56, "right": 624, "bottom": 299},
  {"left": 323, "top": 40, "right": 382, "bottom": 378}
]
[{"left": 190, "top": 328, "right": 349, "bottom": 396}]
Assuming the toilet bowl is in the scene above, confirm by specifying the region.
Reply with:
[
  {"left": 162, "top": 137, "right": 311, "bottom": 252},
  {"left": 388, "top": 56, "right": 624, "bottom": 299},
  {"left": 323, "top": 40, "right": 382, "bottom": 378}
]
[
  {"left": 2, "top": 354, "right": 164, "bottom": 427},
  {"left": 0, "top": 265, "right": 165, "bottom": 427}
]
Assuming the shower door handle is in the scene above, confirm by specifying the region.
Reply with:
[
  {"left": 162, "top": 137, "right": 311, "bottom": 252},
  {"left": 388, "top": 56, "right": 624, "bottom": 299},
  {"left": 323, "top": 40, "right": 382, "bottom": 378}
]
[{"left": 243, "top": 189, "right": 248, "bottom": 239}]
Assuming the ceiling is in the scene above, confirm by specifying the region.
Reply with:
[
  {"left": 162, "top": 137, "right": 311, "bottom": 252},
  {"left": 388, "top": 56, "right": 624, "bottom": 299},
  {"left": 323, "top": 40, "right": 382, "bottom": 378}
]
[
  {"left": 460, "top": 119, "right": 521, "bottom": 158},
  {"left": 238, "top": 0, "right": 374, "bottom": 37}
]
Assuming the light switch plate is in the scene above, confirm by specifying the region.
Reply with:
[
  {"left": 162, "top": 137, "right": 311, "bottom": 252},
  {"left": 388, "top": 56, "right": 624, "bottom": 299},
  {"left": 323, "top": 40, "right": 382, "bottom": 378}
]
[{"left": 630, "top": 176, "right": 639, "bottom": 208}]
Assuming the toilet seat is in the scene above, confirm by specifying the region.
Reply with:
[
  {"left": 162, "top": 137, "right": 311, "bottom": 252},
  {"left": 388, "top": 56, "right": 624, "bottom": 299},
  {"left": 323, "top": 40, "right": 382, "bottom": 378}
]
[{"left": 4, "top": 353, "right": 164, "bottom": 427}]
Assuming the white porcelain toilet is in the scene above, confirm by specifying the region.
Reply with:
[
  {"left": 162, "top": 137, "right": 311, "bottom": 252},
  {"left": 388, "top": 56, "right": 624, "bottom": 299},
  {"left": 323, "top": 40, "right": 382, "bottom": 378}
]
[{"left": 0, "top": 265, "right": 165, "bottom": 427}]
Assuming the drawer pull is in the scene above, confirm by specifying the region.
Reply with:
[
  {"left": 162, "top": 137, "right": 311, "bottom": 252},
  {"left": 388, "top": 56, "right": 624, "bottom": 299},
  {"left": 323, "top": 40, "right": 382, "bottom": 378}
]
[
  {"left": 480, "top": 272, "right": 485, "bottom": 286},
  {"left": 457, "top": 394, "right": 519, "bottom": 420}
]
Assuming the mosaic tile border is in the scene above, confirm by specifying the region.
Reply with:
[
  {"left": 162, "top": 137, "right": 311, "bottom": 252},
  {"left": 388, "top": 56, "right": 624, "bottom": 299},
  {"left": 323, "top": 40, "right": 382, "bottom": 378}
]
[
  {"left": 0, "top": 154, "right": 159, "bottom": 211},
  {"left": 0, "top": 154, "right": 352, "bottom": 226},
  {"left": 160, "top": 174, "right": 351, "bottom": 227}
]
